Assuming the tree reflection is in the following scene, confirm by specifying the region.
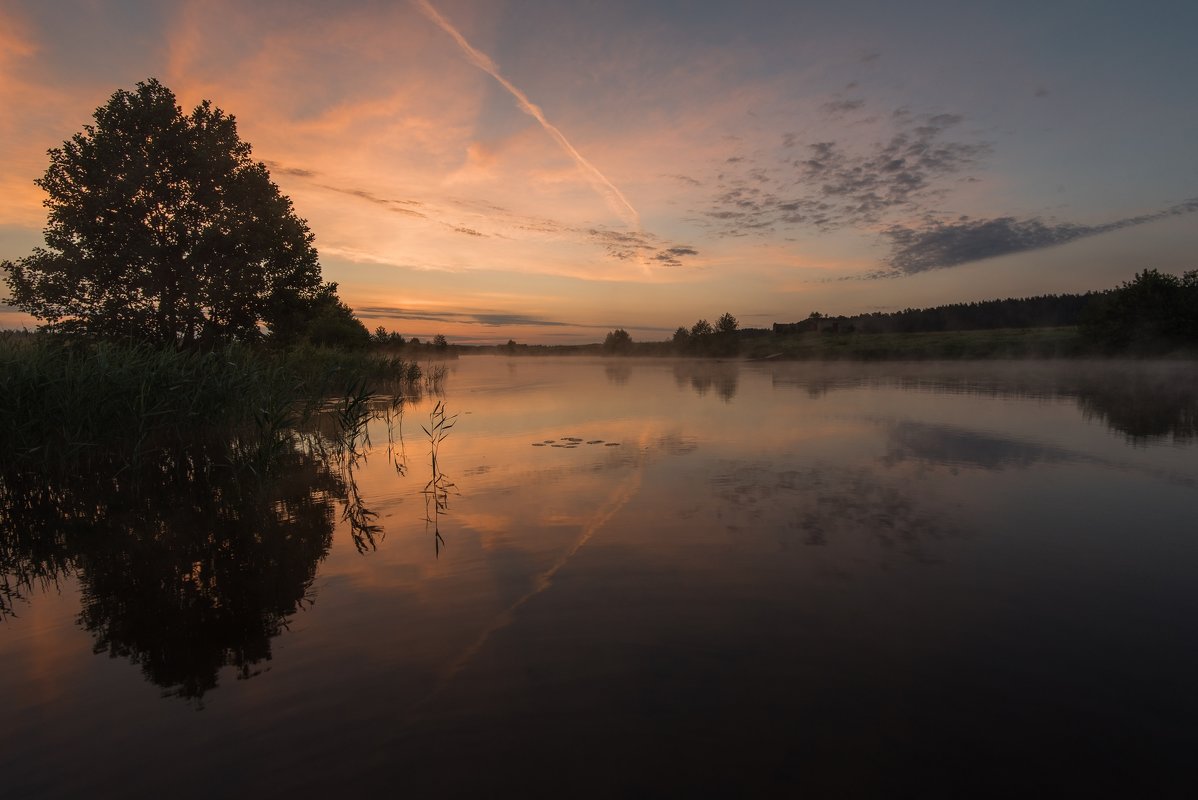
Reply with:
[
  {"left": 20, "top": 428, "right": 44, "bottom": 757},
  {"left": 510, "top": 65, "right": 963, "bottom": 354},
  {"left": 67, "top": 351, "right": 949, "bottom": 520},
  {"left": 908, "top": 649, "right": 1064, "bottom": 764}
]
[
  {"left": 1074, "top": 370, "right": 1198, "bottom": 443},
  {"left": 604, "top": 363, "right": 632, "bottom": 386},
  {"left": 672, "top": 361, "right": 739, "bottom": 402},
  {"left": 0, "top": 441, "right": 350, "bottom": 702},
  {"left": 764, "top": 361, "right": 1198, "bottom": 442}
]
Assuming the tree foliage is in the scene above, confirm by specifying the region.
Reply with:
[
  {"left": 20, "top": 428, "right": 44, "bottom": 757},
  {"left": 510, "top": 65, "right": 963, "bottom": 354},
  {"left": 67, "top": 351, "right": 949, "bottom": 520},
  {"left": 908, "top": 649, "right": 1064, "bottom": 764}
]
[
  {"left": 603, "top": 328, "right": 633, "bottom": 353},
  {"left": 678, "top": 314, "right": 739, "bottom": 356},
  {"left": 1081, "top": 269, "right": 1198, "bottom": 350},
  {"left": 2, "top": 78, "right": 331, "bottom": 346},
  {"left": 370, "top": 326, "right": 409, "bottom": 347},
  {"left": 277, "top": 283, "right": 369, "bottom": 349}
]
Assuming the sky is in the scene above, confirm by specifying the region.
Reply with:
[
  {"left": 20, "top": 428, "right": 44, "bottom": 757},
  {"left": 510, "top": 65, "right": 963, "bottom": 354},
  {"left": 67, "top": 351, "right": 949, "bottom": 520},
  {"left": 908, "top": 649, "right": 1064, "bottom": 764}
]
[{"left": 1, "top": 0, "right": 1196, "bottom": 343}]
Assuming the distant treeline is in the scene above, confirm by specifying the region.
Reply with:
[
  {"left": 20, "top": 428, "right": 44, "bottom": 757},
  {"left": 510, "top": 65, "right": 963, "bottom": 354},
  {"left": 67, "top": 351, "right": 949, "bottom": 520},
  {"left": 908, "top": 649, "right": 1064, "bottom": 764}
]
[
  {"left": 774, "top": 292, "right": 1103, "bottom": 335},
  {"left": 761, "top": 269, "right": 1197, "bottom": 354},
  {"left": 447, "top": 269, "right": 1198, "bottom": 360},
  {"left": 364, "top": 329, "right": 462, "bottom": 360}
]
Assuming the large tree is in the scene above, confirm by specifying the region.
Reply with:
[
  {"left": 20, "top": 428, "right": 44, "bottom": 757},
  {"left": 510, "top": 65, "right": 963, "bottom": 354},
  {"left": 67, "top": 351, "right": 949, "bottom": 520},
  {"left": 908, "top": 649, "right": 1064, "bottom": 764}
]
[{"left": 2, "top": 78, "right": 328, "bottom": 345}]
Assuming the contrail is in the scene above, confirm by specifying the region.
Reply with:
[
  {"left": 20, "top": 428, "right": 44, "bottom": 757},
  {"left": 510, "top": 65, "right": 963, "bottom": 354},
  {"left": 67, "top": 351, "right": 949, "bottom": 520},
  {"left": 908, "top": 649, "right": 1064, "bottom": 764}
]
[{"left": 412, "top": 0, "right": 641, "bottom": 229}]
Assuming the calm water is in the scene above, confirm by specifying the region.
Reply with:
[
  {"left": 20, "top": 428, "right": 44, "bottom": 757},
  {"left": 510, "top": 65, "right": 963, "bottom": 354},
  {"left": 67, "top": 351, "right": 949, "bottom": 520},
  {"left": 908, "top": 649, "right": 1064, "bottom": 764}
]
[{"left": 3, "top": 357, "right": 1197, "bottom": 796}]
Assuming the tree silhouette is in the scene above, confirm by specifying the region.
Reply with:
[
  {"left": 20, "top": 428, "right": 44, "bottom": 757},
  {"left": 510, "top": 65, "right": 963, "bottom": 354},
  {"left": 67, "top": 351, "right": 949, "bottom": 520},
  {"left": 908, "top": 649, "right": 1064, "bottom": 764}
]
[
  {"left": 1081, "top": 269, "right": 1198, "bottom": 350},
  {"left": 603, "top": 328, "right": 633, "bottom": 353},
  {"left": 2, "top": 78, "right": 329, "bottom": 346},
  {"left": 712, "top": 312, "right": 741, "bottom": 356},
  {"left": 270, "top": 282, "right": 369, "bottom": 348},
  {"left": 672, "top": 326, "right": 690, "bottom": 353}
]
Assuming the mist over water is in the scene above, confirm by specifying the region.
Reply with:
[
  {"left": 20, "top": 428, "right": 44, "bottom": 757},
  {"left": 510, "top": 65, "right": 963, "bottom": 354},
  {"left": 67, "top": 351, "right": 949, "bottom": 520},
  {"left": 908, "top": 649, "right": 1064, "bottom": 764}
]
[{"left": 3, "top": 357, "right": 1196, "bottom": 795}]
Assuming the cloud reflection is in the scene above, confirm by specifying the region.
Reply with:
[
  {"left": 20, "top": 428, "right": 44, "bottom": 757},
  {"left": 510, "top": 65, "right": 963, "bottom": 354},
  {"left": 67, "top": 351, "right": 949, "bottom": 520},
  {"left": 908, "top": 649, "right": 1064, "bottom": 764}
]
[
  {"left": 710, "top": 462, "right": 956, "bottom": 564},
  {"left": 882, "top": 421, "right": 1075, "bottom": 470}
]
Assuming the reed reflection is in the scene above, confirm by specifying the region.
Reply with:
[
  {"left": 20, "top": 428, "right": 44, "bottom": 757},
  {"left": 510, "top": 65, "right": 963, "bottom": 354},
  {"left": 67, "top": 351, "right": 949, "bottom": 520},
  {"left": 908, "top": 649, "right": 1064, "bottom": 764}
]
[{"left": 328, "top": 390, "right": 390, "bottom": 554}]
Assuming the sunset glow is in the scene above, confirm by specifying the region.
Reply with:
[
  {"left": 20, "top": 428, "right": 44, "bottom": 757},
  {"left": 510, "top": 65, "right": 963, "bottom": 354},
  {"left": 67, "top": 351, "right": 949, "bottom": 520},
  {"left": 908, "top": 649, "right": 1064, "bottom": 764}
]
[{"left": 2, "top": 0, "right": 1196, "bottom": 342}]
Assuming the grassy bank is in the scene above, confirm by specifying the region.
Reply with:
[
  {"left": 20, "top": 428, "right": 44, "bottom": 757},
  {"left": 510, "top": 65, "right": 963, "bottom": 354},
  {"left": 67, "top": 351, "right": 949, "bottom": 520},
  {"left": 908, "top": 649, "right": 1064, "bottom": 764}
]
[{"left": 0, "top": 332, "right": 424, "bottom": 477}]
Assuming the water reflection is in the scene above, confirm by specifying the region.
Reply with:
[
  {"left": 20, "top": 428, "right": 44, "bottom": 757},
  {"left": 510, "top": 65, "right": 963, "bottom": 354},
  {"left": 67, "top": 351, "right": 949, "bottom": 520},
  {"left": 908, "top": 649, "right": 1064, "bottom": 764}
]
[
  {"left": 764, "top": 360, "right": 1198, "bottom": 442},
  {"left": 342, "top": 453, "right": 383, "bottom": 553},
  {"left": 882, "top": 421, "right": 1076, "bottom": 470},
  {"left": 3, "top": 357, "right": 1197, "bottom": 796},
  {"left": 673, "top": 360, "right": 739, "bottom": 401},
  {"left": 604, "top": 362, "right": 632, "bottom": 386},
  {"left": 1, "top": 442, "right": 350, "bottom": 701},
  {"left": 1075, "top": 371, "right": 1198, "bottom": 442},
  {"left": 710, "top": 462, "right": 955, "bottom": 562}
]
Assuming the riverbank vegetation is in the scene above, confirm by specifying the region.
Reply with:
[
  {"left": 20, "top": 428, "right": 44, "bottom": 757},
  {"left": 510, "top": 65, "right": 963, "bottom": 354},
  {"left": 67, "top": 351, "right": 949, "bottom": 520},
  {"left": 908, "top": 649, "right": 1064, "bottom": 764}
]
[
  {"left": 0, "top": 331, "right": 426, "bottom": 478},
  {"left": 0, "top": 79, "right": 432, "bottom": 482},
  {"left": 465, "top": 269, "right": 1198, "bottom": 360}
]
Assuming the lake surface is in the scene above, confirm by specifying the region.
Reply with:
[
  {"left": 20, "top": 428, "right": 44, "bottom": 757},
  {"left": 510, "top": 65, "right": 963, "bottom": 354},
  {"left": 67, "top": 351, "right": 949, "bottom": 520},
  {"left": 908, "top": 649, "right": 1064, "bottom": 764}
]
[{"left": 3, "top": 356, "right": 1197, "bottom": 796}]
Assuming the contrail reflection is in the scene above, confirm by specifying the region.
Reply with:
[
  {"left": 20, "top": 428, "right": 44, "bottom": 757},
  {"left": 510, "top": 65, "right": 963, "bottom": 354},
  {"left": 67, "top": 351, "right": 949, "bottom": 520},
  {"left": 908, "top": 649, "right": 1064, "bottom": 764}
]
[{"left": 415, "top": 435, "right": 648, "bottom": 709}]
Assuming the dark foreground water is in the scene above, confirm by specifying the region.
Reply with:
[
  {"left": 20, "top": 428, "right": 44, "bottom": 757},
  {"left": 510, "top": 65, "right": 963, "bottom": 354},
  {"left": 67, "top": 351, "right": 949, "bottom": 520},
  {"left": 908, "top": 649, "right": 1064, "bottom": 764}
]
[{"left": 3, "top": 357, "right": 1197, "bottom": 797}]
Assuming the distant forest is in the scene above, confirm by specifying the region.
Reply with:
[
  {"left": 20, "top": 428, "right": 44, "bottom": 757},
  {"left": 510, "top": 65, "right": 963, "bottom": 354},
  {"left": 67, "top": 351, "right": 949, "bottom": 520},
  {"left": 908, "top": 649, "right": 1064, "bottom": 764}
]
[
  {"left": 768, "top": 268, "right": 1198, "bottom": 349},
  {"left": 389, "top": 269, "right": 1198, "bottom": 359},
  {"left": 771, "top": 292, "right": 1102, "bottom": 335}
]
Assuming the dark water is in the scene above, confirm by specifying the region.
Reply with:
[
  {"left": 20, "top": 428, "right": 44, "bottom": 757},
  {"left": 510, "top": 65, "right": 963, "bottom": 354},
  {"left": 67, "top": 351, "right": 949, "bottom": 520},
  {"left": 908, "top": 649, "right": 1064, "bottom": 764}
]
[{"left": 3, "top": 357, "right": 1197, "bottom": 796}]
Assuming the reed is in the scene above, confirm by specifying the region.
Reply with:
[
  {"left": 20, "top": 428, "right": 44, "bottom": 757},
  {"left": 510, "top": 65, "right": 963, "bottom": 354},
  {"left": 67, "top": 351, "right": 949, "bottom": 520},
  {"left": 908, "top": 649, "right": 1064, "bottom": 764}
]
[
  {"left": 0, "top": 332, "right": 425, "bottom": 478},
  {"left": 423, "top": 361, "right": 449, "bottom": 395},
  {"left": 421, "top": 400, "right": 458, "bottom": 555}
]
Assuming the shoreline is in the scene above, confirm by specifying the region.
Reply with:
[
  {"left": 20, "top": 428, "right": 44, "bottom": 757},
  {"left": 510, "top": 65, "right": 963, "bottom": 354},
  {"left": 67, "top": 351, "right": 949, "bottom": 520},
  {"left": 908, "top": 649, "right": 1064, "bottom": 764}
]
[{"left": 450, "top": 327, "right": 1198, "bottom": 361}]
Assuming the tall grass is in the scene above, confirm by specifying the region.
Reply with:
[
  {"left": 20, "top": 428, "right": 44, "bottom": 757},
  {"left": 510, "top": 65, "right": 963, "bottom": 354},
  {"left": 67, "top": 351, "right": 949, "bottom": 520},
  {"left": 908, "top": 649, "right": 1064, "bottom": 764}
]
[
  {"left": 0, "top": 332, "right": 432, "bottom": 619},
  {"left": 0, "top": 332, "right": 424, "bottom": 478},
  {"left": 423, "top": 361, "right": 449, "bottom": 395},
  {"left": 421, "top": 400, "right": 457, "bottom": 556}
]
